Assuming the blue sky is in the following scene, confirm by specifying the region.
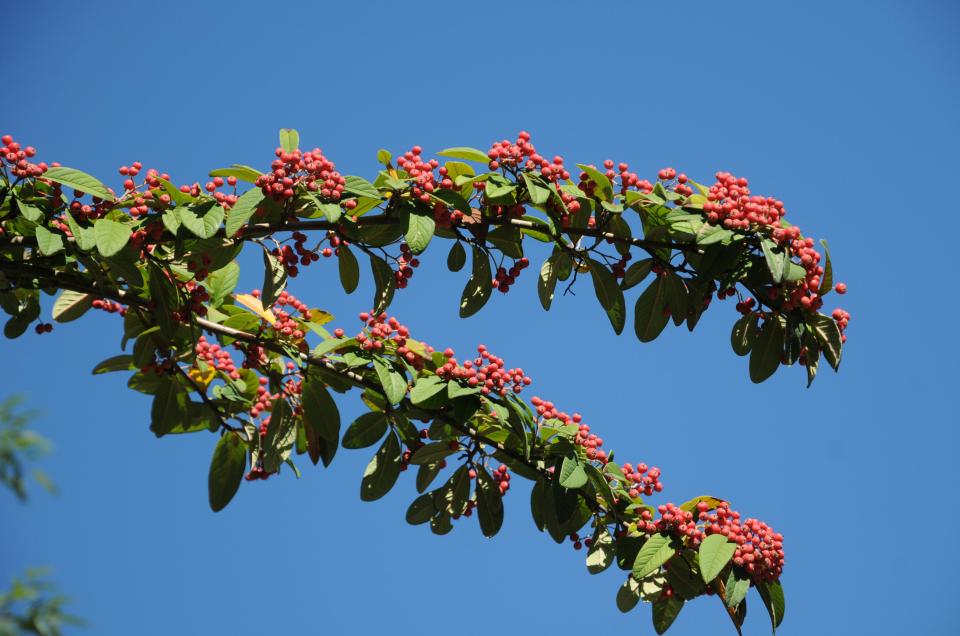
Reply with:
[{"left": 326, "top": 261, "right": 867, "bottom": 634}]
[{"left": 2, "top": 1, "right": 958, "bottom": 634}]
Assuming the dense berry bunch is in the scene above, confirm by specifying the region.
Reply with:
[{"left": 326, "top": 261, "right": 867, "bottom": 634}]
[
  {"left": 0, "top": 134, "right": 47, "bottom": 178},
  {"left": 396, "top": 146, "right": 440, "bottom": 204},
  {"left": 194, "top": 336, "right": 241, "bottom": 380},
  {"left": 701, "top": 502, "right": 784, "bottom": 582},
  {"left": 255, "top": 146, "right": 344, "bottom": 203},
  {"left": 91, "top": 299, "right": 127, "bottom": 316},
  {"left": 268, "top": 290, "right": 312, "bottom": 343},
  {"left": 435, "top": 343, "right": 532, "bottom": 397},
  {"left": 620, "top": 461, "right": 664, "bottom": 497},
  {"left": 394, "top": 242, "right": 420, "bottom": 289},
  {"left": 486, "top": 131, "right": 570, "bottom": 182},
  {"left": 354, "top": 311, "right": 434, "bottom": 372},
  {"left": 832, "top": 307, "right": 851, "bottom": 342},
  {"left": 492, "top": 257, "right": 530, "bottom": 294},
  {"left": 529, "top": 396, "right": 666, "bottom": 502},
  {"left": 491, "top": 463, "right": 511, "bottom": 494}
]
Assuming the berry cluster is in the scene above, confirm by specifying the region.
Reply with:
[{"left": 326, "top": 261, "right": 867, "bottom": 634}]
[
  {"left": 492, "top": 257, "right": 530, "bottom": 294},
  {"left": 173, "top": 280, "right": 210, "bottom": 320},
  {"left": 200, "top": 175, "right": 241, "bottom": 209},
  {"left": 436, "top": 344, "right": 532, "bottom": 397},
  {"left": 484, "top": 132, "right": 582, "bottom": 226},
  {"left": 354, "top": 312, "right": 434, "bottom": 372},
  {"left": 194, "top": 335, "right": 241, "bottom": 380},
  {"left": 701, "top": 501, "right": 784, "bottom": 583},
  {"left": 1, "top": 134, "right": 47, "bottom": 178},
  {"left": 619, "top": 461, "right": 664, "bottom": 498},
  {"left": 247, "top": 376, "right": 275, "bottom": 419},
  {"left": 186, "top": 252, "right": 213, "bottom": 281},
  {"left": 486, "top": 131, "right": 571, "bottom": 184},
  {"left": 394, "top": 242, "right": 420, "bottom": 289},
  {"left": 832, "top": 307, "right": 851, "bottom": 343},
  {"left": 489, "top": 463, "right": 511, "bottom": 494},
  {"left": 91, "top": 299, "right": 127, "bottom": 316},
  {"left": 255, "top": 146, "right": 344, "bottom": 203},
  {"left": 266, "top": 290, "right": 312, "bottom": 343},
  {"left": 395, "top": 146, "right": 440, "bottom": 204}
]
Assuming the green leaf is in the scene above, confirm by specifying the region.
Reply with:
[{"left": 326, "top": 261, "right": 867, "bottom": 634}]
[
  {"left": 42, "top": 166, "right": 114, "bottom": 200},
  {"left": 652, "top": 596, "right": 684, "bottom": 634},
  {"left": 522, "top": 172, "right": 551, "bottom": 205},
  {"left": 91, "top": 354, "right": 135, "bottom": 374},
  {"left": 699, "top": 534, "right": 737, "bottom": 583},
  {"left": 162, "top": 209, "right": 182, "bottom": 235},
  {"left": 663, "top": 272, "right": 688, "bottom": 326},
  {"left": 417, "top": 462, "right": 442, "bottom": 493},
  {"left": 587, "top": 258, "right": 626, "bottom": 334},
  {"left": 725, "top": 570, "right": 750, "bottom": 608},
  {"left": 208, "top": 433, "right": 246, "bottom": 512},
  {"left": 437, "top": 146, "right": 489, "bottom": 163},
  {"left": 15, "top": 198, "right": 44, "bottom": 222},
  {"left": 559, "top": 455, "right": 588, "bottom": 489},
  {"left": 475, "top": 465, "right": 504, "bottom": 537},
  {"left": 376, "top": 149, "right": 392, "bottom": 165},
  {"left": 405, "top": 212, "right": 435, "bottom": 254},
  {"left": 447, "top": 241, "right": 466, "bottom": 272},
  {"left": 208, "top": 164, "right": 262, "bottom": 184},
  {"left": 459, "top": 246, "right": 492, "bottom": 318},
  {"left": 760, "top": 239, "right": 788, "bottom": 283},
  {"left": 260, "top": 247, "right": 287, "bottom": 308},
  {"left": 343, "top": 175, "right": 380, "bottom": 199},
  {"left": 369, "top": 253, "right": 396, "bottom": 313},
  {"left": 441, "top": 465, "right": 472, "bottom": 516},
  {"left": 405, "top": 493, "right": 436, "bottom": 525},
  {"left": 205, "top": 261, "right": 240, "bottom": 306},
  {"left": 576, "top": 163, "right": 614, "bottom": 201},
  {"left": 337, "top": 244, "right": 359, "bottom": 294},
  {"left": 730, "top": 313, "right": 758, "bottom": 356},
  {"left": 749, "top": 316, "right": 785, "bottom": 383},
  {"left": 51, "top": 290, "right": 92, "bottom": 323},
  {"left": 410, "top": 441, "right": 457, "bottom": 465},
  {"left": 150, "top": 378, "right": 187, "bottom": 437},
  {"left": 301, "top": 380, "right": 340, "bottom": 466},
  {"left": 665, "top": 557, "right": 706, "bottom": 600},
  {"left": 34, "top": 226, "right": 64, "bottom": 255},
  {"left": 93, "top": 219, "right": 130, "bottom": 257},
  {"left": 279, "top": 128, "right": 299, "bottom": 152},
  {"left": 374, "top": 359, "right": 407, "bottom": 405},
  {"left": 180, "top": 203, "right": 225, "bottom": 239},
  {"left": 261, "top": 398, "right": 297, "bottom": 473},
  {"left": 538, "top": 254, "right": 558, "bottom": 310},
  {"left": 809, "top": 312, "right": 842, "bottom": 370},
  {"left": 819, "top": 239, "right": 833, "bottom": 295},
  {"left": 632, "top": 533, "right": 676, "bottom": 578},
  {"left": 486, "top": 225, "right": 523, "bottom": 258},
  {"left": 360, "top": 432, "right": 402, "bottom": 501},
  {"left": 587, "top": 525, "right": 615, "bottom": 574},
  {"left": 616, "top": 576, "right": 642, "bottom": 613},
  {"left": 634, "top": 277, "right": 669, "bottom": 343},
  {"left": 756, "top": 580, "right": 785, "bottom": 631},
  {"left": 146, "top": 262, "right": 179, "bottom": 340},
  {"left": 63, "top": 212, "right": 96, "bottom": 251},
  {"left": 224, "top": 187, "right": 265, "bottom": 237},
  {"left": 622, "top": 259, "right": 653, "bottom": 291},
  {"left": 342, "top": 412, "right": 388, "bottom": 449},
  {"left": 410, "top": 376, "right": 447, "bottom": 408}
]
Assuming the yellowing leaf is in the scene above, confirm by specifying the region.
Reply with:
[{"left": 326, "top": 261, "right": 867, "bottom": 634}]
[
  {"left": 189, "top": 366, "right": 217, "bottom": 390},
  {"left": 234, "top": 293, "right": 277, "bottom": 325},
  {"left": 307, "top": 309, "right": 334, "bottom": 326},
  {"left": 404, "top": 338, "right": 429, "bottom": 358}
]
